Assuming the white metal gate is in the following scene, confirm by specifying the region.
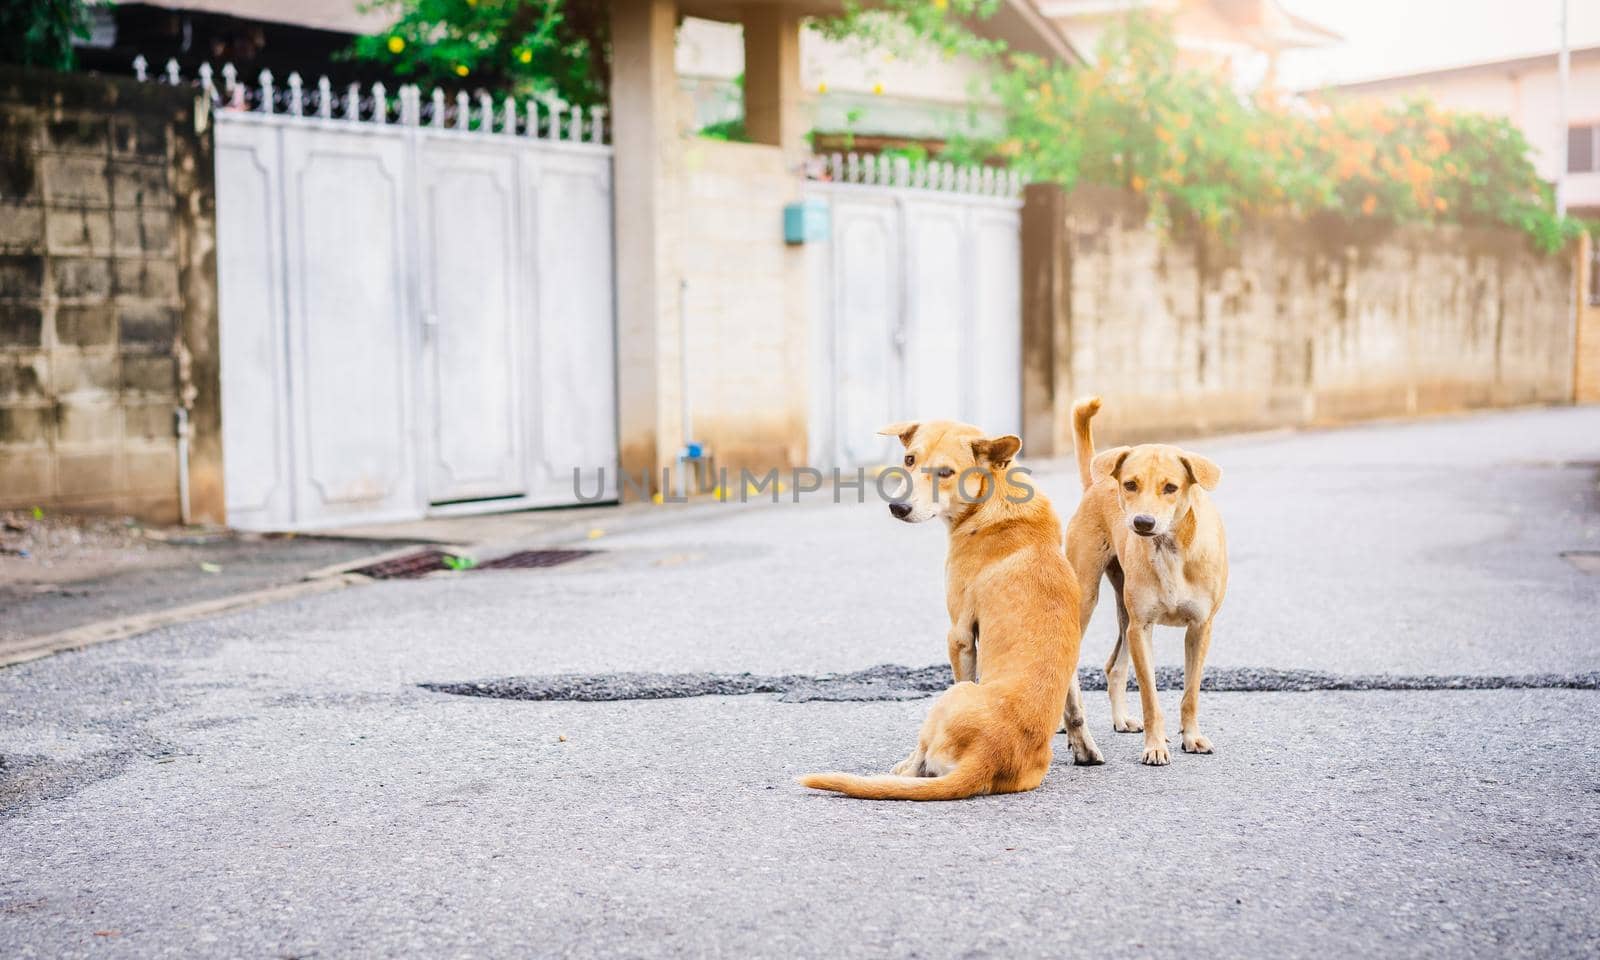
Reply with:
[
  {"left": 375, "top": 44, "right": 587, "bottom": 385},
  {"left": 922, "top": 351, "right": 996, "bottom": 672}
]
[
  {"left": 805, "top": 158, "right": 1024, "bottom": 468},
  {"left": 212, "top": 73, "right": 616, "bottom": 530}
]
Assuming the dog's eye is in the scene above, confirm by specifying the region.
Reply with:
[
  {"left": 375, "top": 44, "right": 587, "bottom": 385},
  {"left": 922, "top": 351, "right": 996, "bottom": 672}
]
[
  {"left": 937, "top": 467, "right": 955, "bottom": 479},
  {"left": 1123, "top": 480, "right": 1137, "bottom": 492},
  {"left": 904, "top": 454, "right": 915, "bottom": 468},
  {"left": 1163, "top": 483, "right": 1178, "bottom": 494}
]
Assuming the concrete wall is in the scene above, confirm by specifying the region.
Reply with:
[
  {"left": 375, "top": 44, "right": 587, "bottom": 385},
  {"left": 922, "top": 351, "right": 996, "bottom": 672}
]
[
  {"left": 1022, "top": 185, "right": 1576, "bottom": 452},
  {"left": 0, "top": 67, "right": 220, "bottom": 523},
  {"left": 1579, "top": 232, "right": 1600, "bottom": 405},
  {"left": 678, "top": 138, "right": 809, "bottom": 473}
]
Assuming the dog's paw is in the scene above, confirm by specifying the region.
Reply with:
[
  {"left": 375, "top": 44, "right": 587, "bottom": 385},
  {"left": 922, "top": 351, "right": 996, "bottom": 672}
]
[
  {"left": 1141, "top": 741, "right": 1170, "bottom": 766},
  {"left": 1113, "top": 716, "right": 1144, "bottom": 733},
  {"left": 890, "top": 758, "right": 917, "bottom": 776},
  {"left": 1181, "top": 732, "right": 1213, "bottom": 754},
  {"left": 1071, "top": 740, "right": 1105, "bottom": 766}
]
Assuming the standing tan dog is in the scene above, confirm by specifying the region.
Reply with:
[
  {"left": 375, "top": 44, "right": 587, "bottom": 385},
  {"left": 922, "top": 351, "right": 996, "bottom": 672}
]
[
  {"left": 1065, "top": 397, "right": 1227, "bottom": 765},
  {"left": 800, "top": 420, "right": 1104, "bottom": 801}
]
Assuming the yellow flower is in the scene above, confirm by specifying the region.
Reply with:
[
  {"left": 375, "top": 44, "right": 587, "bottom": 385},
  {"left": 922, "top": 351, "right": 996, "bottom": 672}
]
[
  {"left": 872, "top": 82, "right": 884, "bottom": 96},
  {"left": 386, "top": 36, "right": 405, "bottom": 54},
  {"left": 518, "top": 49, "right": 532, "bottom": 64},
  {"left": 454, "top": 64, "right": 469, "bottom": 77},
  {"left": 1130, "top": 174, "right": 1146, "bottom": 193},
  {"left": 817, "top": 81, "right": 828, "bottom": 94},
  {"left": 935, "top": 0, "right": 948, "bottom": 8}
]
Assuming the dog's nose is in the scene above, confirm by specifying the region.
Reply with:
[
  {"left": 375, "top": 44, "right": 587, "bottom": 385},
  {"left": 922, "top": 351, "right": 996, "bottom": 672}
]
[
  {"left": 889, "top": 501, "right": 913, "bottom": 520},
  {"left": 1131, "top": 514, "right": 1156, "bottom": 534}
]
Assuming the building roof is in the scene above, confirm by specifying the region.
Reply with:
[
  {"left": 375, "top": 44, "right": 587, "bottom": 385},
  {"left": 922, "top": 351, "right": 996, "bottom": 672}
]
[{"left": 1323, "top": 44, "right": 1600, "bottom": 93}]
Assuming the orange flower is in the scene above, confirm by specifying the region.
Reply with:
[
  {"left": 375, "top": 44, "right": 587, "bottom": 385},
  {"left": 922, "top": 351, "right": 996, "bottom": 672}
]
[
  {"left": 1130, "top": 174, "right": 1147, "bottom": 193},
  {"left": 1434, "top": 197, "right": 1448, "bottom": 212},
  {"left": 1361, "top": 194, "right": 1377, "bottom": 215}
]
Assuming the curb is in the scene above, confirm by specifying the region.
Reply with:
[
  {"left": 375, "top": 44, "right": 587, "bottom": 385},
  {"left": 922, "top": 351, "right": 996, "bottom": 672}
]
[{"left": 0, "top": 573, "right": 366, "bottom": 669}]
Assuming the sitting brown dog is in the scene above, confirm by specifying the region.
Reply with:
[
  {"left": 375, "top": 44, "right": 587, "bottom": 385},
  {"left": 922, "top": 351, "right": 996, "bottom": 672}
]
[
  {"left": 800, "top": 419, "right": 1103, "bottom": 800},
  {"left": 1064, "top": 397, "right": 1228, "bottom": 765}
]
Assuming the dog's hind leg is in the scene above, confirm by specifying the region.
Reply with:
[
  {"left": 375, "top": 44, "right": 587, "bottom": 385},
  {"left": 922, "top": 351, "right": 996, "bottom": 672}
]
[
  {"left": 1103, "top": 558, "right": 1142, "bottom": 733},
  {"left": 1180, "top": 617, "right": 1216, "bottom": 754},
  {"left": 1062, "top": 528, "right": 1110, "bottom": 737},
  {"left": 1062, "top": 670, "right": 1104, "bottom": 765}
]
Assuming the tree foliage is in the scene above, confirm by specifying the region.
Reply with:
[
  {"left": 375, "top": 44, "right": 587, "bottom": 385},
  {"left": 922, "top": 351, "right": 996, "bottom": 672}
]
[
  {"left": 0, "top": 0, "right": 93, "bottom": 71},
  {"left": 350, "top": 0, "right": 608, "bottom": 107},
  {"left": 825, "top": 5, "right": 1580, "bottom": 251}
]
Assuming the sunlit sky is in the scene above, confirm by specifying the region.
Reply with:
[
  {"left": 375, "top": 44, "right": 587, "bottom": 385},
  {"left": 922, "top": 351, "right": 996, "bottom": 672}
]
[{"left": 1277, "top": 0, "right": 1600, "bottom": 90}]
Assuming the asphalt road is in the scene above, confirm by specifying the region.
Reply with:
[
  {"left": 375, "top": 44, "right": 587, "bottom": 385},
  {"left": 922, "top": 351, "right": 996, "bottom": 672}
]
[{"left": 2, "top": 406, "right": 1598, "bottom": 958}]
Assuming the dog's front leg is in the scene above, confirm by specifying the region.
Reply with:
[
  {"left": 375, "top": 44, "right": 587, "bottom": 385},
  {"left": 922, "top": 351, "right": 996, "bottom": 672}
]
[
  {"left": 1125, "top": 618, "right": 1169, "bottom": 765},
  {"left": 1181, "top": 618, "right": 1215, "bottom": 754},
  {"left": 946, "top": 621, "right": 977, "bottom": 683}
]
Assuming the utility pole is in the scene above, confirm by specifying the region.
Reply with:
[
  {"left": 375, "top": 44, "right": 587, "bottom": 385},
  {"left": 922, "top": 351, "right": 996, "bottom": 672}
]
[{"left": 1556, "top": 0, "right": 1570, "bottom": 217}]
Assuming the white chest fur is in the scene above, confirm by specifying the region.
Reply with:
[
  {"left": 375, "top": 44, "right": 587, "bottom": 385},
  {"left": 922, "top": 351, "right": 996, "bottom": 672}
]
[{"left": 1135, "top": 537, "right": 1212, "bottom": 626}]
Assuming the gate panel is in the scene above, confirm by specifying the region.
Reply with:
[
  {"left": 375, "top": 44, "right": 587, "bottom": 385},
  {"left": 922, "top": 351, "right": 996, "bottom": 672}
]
[
  {"left": 806, "top": 163, "right": 1026, "bottom": 468},
  {"left": 281, "top": 131, "right": 417, "bottom": 522},
  {"left": 905, "top": 203, "right": 967, "bottom": 421},
  {"left": 526, "top": 152, "right": 617, "bottom": 503},
  {"left": 213, "top": 77, "right": 617, "bottom": 530},
  {"left": 417, "top": 141, "right": 524, "bottom": 503},
  {"left": 216, "top": 123, "right": 292, "bottom": 529},
  {"left": 833, "top": 199, "right": 902, "bottom": 468}
]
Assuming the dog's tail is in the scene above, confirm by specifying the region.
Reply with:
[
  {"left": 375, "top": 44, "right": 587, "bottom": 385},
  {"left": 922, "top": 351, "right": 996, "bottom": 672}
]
[
  {"left": 1073, "top": 396, "right": 1102, "bottom": 490},
  {"left": 797, "top": 765, "right": 989, "bottom": 801}
]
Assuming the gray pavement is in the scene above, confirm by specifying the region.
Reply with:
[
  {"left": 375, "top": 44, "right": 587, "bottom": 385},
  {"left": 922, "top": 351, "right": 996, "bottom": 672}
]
[{"left": 2, "top": 406, "right": 1599, "bottom": 958}]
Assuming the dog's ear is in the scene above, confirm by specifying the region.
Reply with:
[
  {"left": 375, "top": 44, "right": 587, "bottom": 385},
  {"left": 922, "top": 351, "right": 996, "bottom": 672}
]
[
  {"left": 877, "top": 421, "right": 919, "bottom": 447},
  {"left": 971, "top": 434, "right": 1021, "bottom": 469},
  {"left": 1180, "top": 452, "right": 1221, "bottom": 490},
  {"left": 1091, "top": 446, "right": 1132, "bottom": 484}
]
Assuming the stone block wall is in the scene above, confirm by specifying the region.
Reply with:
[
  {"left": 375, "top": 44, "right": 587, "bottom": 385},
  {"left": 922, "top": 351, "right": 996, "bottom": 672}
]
[
  {"left": 0, "top": 67, "right": 220, "bottom": 523},
  {"left": 1023, "top": 184, "right": 1577, "bottom": 452}
]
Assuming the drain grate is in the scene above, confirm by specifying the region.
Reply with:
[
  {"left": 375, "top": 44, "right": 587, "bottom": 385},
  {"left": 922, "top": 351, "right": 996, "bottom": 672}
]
[
  {"left": 478, "top": 549, "right": 596, "bottom": 570},
  {"left": 1561, "top": 551, "right": 1600, "bottom": 575},
  {"left": 348, "top": 549, "right": 454, "bottom": 580}
]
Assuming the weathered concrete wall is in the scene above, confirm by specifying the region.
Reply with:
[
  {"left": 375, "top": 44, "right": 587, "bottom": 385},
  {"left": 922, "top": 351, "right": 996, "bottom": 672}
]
[
  {"left": 0, "top": 67, "right": 219, "bottom": 524},
  {"left": 1023, "top": 185, "right": 1576, "bottom": 452},
  {"left": 678, "top": 138, "right": 809, "bottom": 474},
  {"left": 1577, "top": 232, "right": 1600, "bottom": 405}
]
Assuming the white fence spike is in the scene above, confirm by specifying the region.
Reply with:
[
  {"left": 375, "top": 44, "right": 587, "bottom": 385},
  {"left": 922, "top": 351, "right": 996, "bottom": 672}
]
[
  {"left": 455, "top": 92, "right": 470, "bottom": 130},
  {"left": 133, "top": 54, "right": 148, "bottom": 82},
  {"left": 345, "top": 82, "right": 360, "bottom": 121},
  {"left": 588, "top": 106, "right": 606, "bottom": 143},
  {"left": 197, "top": 63, "right": 215, "bottom": 101},
  {"left": 541, "top": 97, "right": 562, "bottom": 139},
  {"left": 431, "top": 89, "right": 446, "bottom": 127},
  {"left": 478, "top": 93, "right": 494, "bottom": 131},
  {"left": 164, "top": 58, "right": 180, "bottom": 85},
  {"left": 317, "top": 76, "right": 332, "bottom": 119},
  {"left": 287, "top": 72, "right": 303, "bottom": 116},
  {"left": 372, "top": 83, "right": 388, "bottom": 124},
  {"left": 502, "top": 96, "right": 517, "bottom": 135},
  {"left": 259, "top": 70, "right": 275, "bottom": 115},
  {"left": 568, "top": 105, "right": 584, "bottom": 142},
  {"left": 401, "top": 85, "right": 421, "bottom": 126},
  {"left": 524, "top": 99, "right": 539, "bottom": 137}
]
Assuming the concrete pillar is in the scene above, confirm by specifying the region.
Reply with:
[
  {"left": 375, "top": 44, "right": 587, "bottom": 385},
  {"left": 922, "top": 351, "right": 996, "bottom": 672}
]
[
  {"left": 1020, "top": 183, "right": 1071, "bottom": 457},
  {"left": 741, "top": 5, "right": 805, "bottom": 159},
  {"left": 610, "top": 0, "right": 684, "bottom": 497}
]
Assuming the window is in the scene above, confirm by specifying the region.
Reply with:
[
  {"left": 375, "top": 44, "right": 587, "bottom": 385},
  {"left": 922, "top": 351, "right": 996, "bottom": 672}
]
[{"left": 1571, "top": 124, "right": 1599, "bottom": 174}]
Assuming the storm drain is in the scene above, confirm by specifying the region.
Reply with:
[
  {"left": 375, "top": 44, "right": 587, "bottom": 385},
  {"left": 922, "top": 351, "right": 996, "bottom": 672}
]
[
  {"left": 478, "top": 549, "right": 596, "bottom": 570},
  {"left": 421, "top": 664, "right": 1600, "bottom": 703},
  {"left": 348, "top": 549, "right": 455, "bottom": 580}
]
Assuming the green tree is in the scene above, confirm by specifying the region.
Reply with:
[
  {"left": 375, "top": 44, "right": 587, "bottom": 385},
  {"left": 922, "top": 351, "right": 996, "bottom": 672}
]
[
  {"left": 350, "top": 0, "right": 608, "bottom": 108},
  {"left": 0, "top": 0, "right": 93, "bottom": 71}
]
